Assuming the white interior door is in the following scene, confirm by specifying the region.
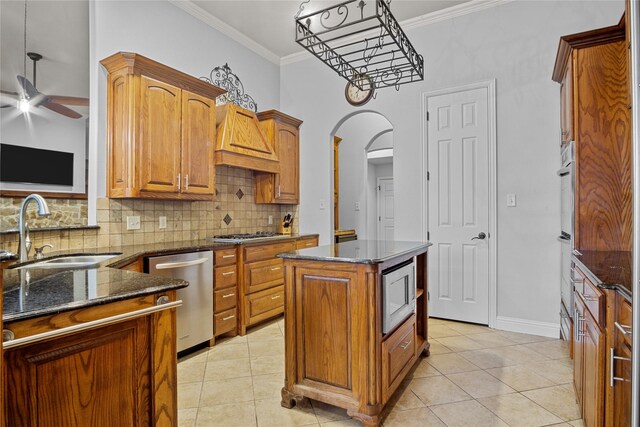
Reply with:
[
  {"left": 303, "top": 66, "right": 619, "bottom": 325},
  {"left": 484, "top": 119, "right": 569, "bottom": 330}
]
[
  {"left": 427, "top": 86, "right": 489, "bottom": 325},
  {"left": 377, "top": 177, "right": 394, "bottom": 246}
]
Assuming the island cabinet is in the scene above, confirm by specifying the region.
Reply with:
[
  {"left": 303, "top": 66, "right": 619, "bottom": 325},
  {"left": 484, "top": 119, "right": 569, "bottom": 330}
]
[
  {"left": 212, "top": 247, "right": 239, "bottom": 343},
  {"left": 255, "top": 110, "right": 303, "bottom": 205},
  {"left": 2, "top": 292, "right": 180, "bottom": 427},
  {"left": 101, "top": 52, "right": 225, "bottom": 200},
  {"left": 280, "top": 241, "right": 430, "bottom": 427}
]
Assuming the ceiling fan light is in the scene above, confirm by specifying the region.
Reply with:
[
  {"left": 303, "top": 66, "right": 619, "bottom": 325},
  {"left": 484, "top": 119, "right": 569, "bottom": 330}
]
[{"left": 18, "top": 98, "right": 30, "bottom": 113}]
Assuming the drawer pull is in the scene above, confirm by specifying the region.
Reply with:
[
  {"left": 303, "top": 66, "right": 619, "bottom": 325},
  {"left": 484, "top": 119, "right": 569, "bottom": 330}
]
[
  {"left": 222, "top": 271, "right": 235, "bottom": 276},
  {"left": 270, "top": 267, "right": 281, "bottom": 271},
  {"left": 222, "top": 254, "right": 235, "bottom": 259},
  {"left": 222, "top": 315, "right": 235, "bottom": 321},
  {"left": 610, "top": 347, "right": 632, "bottom": 387},
  {"left": 222, "top": 293, "right": 235, "bottom": 298},
  {"left": 271, "top": 295, "right": 281, "bottom": 300},
  {"left": 305, "top": 243, "right": 313, "bottom": 246},
  {"left": 400, "top": 340, "right": 413, "bottom": 350},
  {"left": 615, "top": 321, "right": 632, "bottom": 337}
]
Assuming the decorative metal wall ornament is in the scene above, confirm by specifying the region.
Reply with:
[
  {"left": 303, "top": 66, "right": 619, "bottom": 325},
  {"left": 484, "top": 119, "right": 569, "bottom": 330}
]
[
  {"left": 201, "top": 63, "right": 258, "bottom": 112},
  {"left": 295, "top": 0, "right": 424, "bottom": 93}
]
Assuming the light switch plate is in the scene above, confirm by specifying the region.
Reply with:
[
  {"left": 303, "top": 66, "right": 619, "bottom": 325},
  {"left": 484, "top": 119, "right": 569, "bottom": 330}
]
[
  {"left": 159, "top": 216, "right": 167, "bottom": 229},
  {"left": 126, "top": 216, "right": 141, "bottom": 230},
  {"left": 506, "top": 194, "right": 516, "bottom": 207},
  {"left": 355, "top": 202, "right": 360, "bottom": 211},
  {"left": 268, "top": 215, "right": 273, "bottom": 225},
  {"left": 319, "top": 199, "right": 326, "bottom": 210}
]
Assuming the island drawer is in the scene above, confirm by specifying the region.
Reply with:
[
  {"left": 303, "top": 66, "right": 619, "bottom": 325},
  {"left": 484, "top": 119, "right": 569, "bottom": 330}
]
[
  {"left": 245, "top": 286, "right": 284, "bottom": 326},
  {"left": 382, "top": 314, "right": 417, "bottom": 404},
  {"left": 244, "top": 241, "right": 295, "bottom": 263},
  {"left": 214, "top": 308, "right": 237, "bottom": 336},
  {"left": 214, "top": 288, "right": 237, "bottom": 313},
  {"left": 214, "top": 265, "right": 237, "bottom": 289},
  {"left": 215, "top": 248, "right": 237, "bottom": 266},
  {"left": 244, "top": 258, "right": 284, "bottom": 294}
]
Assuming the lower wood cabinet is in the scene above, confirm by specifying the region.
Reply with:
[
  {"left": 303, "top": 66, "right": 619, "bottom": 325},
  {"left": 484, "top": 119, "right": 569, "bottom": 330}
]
[
  {"left": 244, "top": 286, "right": 284, "bottom": 325},
  {"left": 3, "top": 293, "right": 178, "bottom": 427},
  {"left": 381, "top": 314, "right": 417, "bottom": 403},
  {"left": 212, "top": 247, "right": 238, "bottom": 343}
]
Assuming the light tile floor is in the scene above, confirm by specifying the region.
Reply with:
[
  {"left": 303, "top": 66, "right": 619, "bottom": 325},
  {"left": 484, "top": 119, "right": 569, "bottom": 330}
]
[{"left": 177, "top": 317, "right": 583, "bottom": 427}]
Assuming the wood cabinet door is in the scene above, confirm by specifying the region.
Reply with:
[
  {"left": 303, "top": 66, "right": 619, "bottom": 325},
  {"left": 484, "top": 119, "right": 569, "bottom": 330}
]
[
  {"left": 574, "top": 295, "right": 585, "bottom": 410},
  {"left": 139, "top": 76, "right": 181, "bottom": 193},
  {"left": 582, "top": 309, "right": 604, "bottom": 427},
  {"left": 5, "top": 318, "right": 152, "bottom": 427},
  {"left": 181, "top": 91, "right": 216, "bottom": 195},
  {"left": 612, "top": 340, "right": 632, "bottom": 427},
  {"left": 274, "top": 122, "right": 299, "bottom": 203}
]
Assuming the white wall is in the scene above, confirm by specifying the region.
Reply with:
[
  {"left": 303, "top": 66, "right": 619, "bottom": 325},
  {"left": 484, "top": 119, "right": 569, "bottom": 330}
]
[
  {"left": 281, "top": 1, "right": 624, "bottom": 329},
  {"left": 369, "top": 131, "right": 394, "bottom": 152},
  {"left": 335, "top": 112, "right": 392, "bottom": 238},
  {"left": 367, "top": 162, "right": 393, "bottom": 241},
  {"left": 0, "top": 109, "right": 86, "bottom": 193},
  {"left": 91, "top": 0, "right": 281, "bottom": 200}
]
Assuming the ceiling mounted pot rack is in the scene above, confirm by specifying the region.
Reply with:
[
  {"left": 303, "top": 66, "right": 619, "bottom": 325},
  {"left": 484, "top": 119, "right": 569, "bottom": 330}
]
[{"left": 294, "top": 0, "right": 424, "bottom": 92}]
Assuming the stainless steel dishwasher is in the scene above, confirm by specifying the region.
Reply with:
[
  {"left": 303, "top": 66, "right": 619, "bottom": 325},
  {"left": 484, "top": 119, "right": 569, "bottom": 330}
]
[{"left": 146, "top": 251, "right": 213, "bottom": 352}]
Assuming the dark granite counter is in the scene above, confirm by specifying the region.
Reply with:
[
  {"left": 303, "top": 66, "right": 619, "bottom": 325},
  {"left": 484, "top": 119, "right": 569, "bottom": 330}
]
[
  {"left": 278, "top": 240, "right": 431, "bottom": 264},
  {"left": 3, "top": 234, "right": 318, "bottom": 323},
  {"left": 572, "top": 250, "right": 632, "bottom": 301}
]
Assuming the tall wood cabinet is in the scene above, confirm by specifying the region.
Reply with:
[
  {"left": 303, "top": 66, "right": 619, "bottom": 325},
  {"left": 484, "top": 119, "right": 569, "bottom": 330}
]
[
  {"left": 552, "top": 23, "right": 631, "bottom": 252},
  {"left": 101, "top": 52, "right": 225, "bottom": 200},
  {"left": 255, "top": 110, "right": 303, "bottom": 204}
]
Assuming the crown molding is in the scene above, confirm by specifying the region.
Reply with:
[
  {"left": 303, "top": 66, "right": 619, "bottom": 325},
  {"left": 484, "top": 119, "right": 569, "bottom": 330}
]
[
  {"left": 168, "top": 0, "right": 281, "bottom": 65},
  {"left": 280, "top": 0, "right": 515, "bottom": 66}
]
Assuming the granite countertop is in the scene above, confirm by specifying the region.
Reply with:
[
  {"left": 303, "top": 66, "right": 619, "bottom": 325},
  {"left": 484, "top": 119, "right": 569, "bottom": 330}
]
[
  {"left": 3, "top": 234, "right": 318, "bottom": 323},
  {"left": 278, "top": 240, "right": 431, "bottom": 264},
  {"left": 572, "top": 250, "right": 632, "bottom": 301}
]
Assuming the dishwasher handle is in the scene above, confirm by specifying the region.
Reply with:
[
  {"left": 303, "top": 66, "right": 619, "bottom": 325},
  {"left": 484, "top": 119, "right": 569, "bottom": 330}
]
[{"left": 154, "top": 257, "right": 208, "bottom": 270}]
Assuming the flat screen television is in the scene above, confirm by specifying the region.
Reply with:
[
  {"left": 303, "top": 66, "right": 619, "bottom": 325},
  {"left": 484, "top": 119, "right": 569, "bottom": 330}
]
[{"left": 0, "top": 143, "right": 74, "bottom": 186}]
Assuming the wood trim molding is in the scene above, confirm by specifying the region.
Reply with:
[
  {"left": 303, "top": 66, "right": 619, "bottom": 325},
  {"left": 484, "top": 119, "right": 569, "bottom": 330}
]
[
  {"left": 256, "top": 110, "right": 303, "bottom": 128},
  {"left": 0, "top": 190, "right": 87, "bottom": 200},
  {"left": 552, "top": 23, "right": 626, "bottom": 82},
  {"left": 100, "top": 52, "right": 226, "bottom": 100}
]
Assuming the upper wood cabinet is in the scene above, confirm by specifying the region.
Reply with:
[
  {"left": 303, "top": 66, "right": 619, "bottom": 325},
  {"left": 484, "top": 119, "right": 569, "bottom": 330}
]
[
  {"left": 255, "top": 110, "right": 303, "bottom": 204},
  {"left": 101, "top": 52, "right": 224, "bottom": 200},
  {"left": 552, "top": 23, "right": 631, "bottom": 252}
]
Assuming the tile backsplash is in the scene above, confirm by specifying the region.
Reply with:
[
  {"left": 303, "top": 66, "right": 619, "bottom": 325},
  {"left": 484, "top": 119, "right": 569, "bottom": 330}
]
[
  {"left": 0, "top": 166, "right": 299, "bottom": 253},
  {"left": 0, "top": 197, "right": 88, "bottom": 230}
]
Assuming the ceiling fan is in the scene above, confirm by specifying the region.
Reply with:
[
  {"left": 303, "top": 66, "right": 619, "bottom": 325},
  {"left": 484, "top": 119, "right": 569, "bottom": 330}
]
[{"left": 0, "top": 52, "right": 88, "bottom": 119}]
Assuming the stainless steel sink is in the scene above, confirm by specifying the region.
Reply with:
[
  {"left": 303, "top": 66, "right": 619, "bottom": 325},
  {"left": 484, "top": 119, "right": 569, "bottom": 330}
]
[{"left": 12, "top": 254, "right": 120, "bottom": 269}]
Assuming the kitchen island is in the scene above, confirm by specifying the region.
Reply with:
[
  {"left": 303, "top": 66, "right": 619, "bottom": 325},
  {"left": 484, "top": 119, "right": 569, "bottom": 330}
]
[{"left": 278, "top": 240, "right": 431, "bottom": 427}]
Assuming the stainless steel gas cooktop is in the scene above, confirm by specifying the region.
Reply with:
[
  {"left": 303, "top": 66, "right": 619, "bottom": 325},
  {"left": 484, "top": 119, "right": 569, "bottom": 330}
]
[{"left": 207, "top": 231, "right": 282, "bottom": 243}]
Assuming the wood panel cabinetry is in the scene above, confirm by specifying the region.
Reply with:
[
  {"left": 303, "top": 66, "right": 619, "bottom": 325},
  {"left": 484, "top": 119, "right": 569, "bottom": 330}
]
[
  {"left": 553, "top": 23, "right": 631, "bottom": 252},
  {"left": 3, "top": 293, "right": 178, "bottom": 427},
  {"left": 101, "top": 52, "right": 224, "bottom": 200},
  {"left": 255, "top": 110, "right": 303, "bottom": 204},
  {"left": 238, "top": 240, "right": 296, "bottom": 335},
  {"left": 212, "top": 247, "right": 238, "bottom": 343},
  {"left": 607, "top": 293, "right": 632, "bottom": 427}
]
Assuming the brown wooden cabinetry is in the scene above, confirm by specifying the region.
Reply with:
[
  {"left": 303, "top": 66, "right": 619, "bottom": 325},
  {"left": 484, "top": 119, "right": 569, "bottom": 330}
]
[
  {"left": 553, "top": 23, "right": 631, "bottom": 252},
  {"left": 296, "top": 235, "right": 319, "bottom": 250},
  {"left": 255, "top": 110, "right": 303, "bottom": 204},
  {"left": 607, "top": 293, "right": 632, "bottom": 427},
  {"left": 3, "top": 293, "right": 179, "bottom": 427},
  {"left": 101, "top": 52, "right": 224, "bottom": 200},
  {"left": 212, "top": 247, "right": 238, "bottom": 342}
]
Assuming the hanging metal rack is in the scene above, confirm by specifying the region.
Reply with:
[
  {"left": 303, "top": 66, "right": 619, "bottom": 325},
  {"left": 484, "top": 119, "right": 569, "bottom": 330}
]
[{"left": 295, "top": 0, "right": 424, "bottom": 91}]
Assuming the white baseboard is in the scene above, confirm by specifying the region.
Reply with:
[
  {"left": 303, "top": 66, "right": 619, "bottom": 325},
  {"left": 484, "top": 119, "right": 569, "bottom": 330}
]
[{"left": 494, "top": 316, "right": 560, "bottom": 338}]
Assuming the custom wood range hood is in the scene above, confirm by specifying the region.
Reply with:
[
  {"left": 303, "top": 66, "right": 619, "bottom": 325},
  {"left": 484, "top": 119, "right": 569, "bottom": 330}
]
[{"left": 215, "top": 103, "right": 280, "bottom": 173}]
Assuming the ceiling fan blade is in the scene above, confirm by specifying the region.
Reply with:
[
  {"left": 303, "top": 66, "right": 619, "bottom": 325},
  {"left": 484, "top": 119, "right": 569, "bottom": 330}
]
[
  {"left": 17, "top": 75, "right": 40, "bottom": 99},
  {"left": 41, "top": 100, "right": 82, "bottom": 119},
  {"left": 48, "top": 95, "right": 89, "bottom": 106}
]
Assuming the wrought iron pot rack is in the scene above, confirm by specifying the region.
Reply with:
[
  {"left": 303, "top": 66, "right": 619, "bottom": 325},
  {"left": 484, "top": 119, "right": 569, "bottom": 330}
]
[{"left": 295, "top": 0, "right": 424, "bottom": 92}]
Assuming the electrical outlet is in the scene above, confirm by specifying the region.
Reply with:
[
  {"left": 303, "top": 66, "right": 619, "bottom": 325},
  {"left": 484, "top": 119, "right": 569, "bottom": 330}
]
[
  {"left": 507, "top": 194, "right": 517, "bottom": 207},
  {"left": 268, "top": 215, "right": 273, "bottom": 225},
  {"left": 355, "top": 202, "right": 360, "bottom": 211},
  {"left": 126, "top": 216, "right": 141, "bottom": 230},
  {"left": 159, "top": 216, "right": 167, "bottom": 229},
  {"left": 319, "top": 199, "right": 326, "bottom": 210}
]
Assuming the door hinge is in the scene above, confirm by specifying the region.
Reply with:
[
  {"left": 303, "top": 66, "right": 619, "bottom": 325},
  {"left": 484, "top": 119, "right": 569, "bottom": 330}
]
[
  {"left": 378, "top": 185, "right": 381, "bottom": 191},
  {"left": 426, "top": 111, "right": 430, "bottom": 121},
  {"left": 427, "top": 232, "right": 430, "bottom": 240},
  {"left": 427, "top": 291, "right": 430, "bottom": 301},
  {"left": 379, "top": 216, "right": 381, "bottom": 221},
  {"left": 427, "top": 171, "right": 430, "bottom": 181}
]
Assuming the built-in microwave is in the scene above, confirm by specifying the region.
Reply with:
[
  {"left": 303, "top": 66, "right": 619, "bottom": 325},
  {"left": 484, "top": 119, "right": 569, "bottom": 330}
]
[{"left": 382, "top": 258, "right": 416, "bottom": 334}]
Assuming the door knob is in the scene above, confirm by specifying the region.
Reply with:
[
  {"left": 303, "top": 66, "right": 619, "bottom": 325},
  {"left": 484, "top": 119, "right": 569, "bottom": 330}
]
[{"left": 471, "top": 232, "right": 486, "bottom": 241}]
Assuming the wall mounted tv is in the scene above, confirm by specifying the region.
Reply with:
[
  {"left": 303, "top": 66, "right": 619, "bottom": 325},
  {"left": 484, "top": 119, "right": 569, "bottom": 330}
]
[{"left": 0, "top": 143, "right": 74, "bottom": 186}]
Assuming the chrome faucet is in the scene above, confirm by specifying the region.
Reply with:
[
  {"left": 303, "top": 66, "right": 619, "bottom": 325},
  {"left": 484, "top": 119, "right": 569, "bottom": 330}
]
[{"left": 18, "top": 194, "right": 50, "bottom": 262}]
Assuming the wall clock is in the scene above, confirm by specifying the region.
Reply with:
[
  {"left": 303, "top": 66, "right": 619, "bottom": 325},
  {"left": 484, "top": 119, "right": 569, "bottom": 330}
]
[{"left": 345, "top": 74, "right": 374, "bottom": 106}]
